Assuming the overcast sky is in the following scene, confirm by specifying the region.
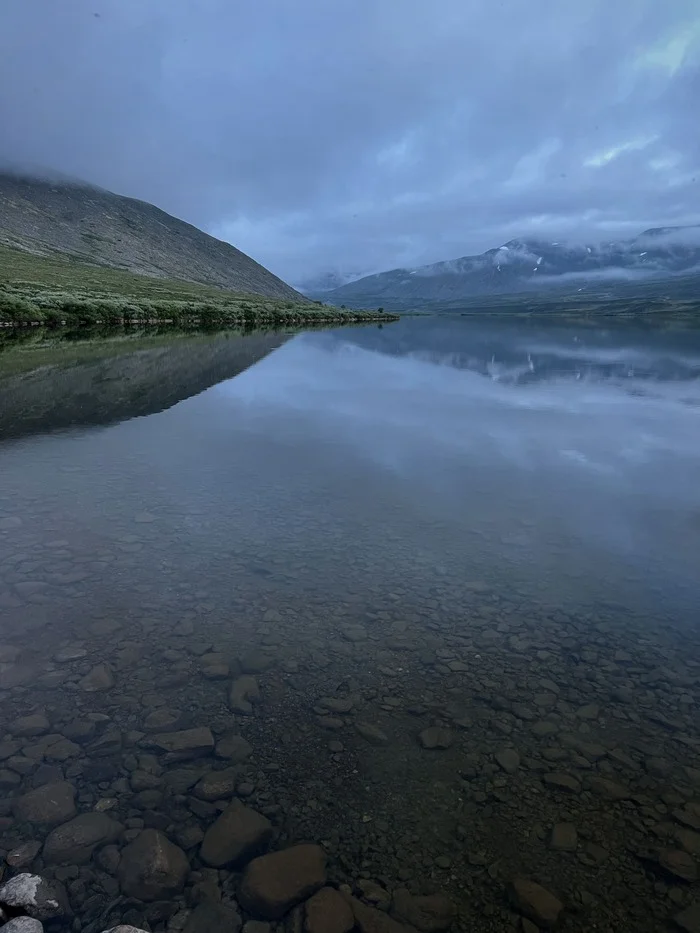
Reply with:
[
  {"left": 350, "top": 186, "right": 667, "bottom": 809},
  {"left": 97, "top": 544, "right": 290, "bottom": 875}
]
[{"left": 1, "top": 0, "right": 699, "bottom": 284}]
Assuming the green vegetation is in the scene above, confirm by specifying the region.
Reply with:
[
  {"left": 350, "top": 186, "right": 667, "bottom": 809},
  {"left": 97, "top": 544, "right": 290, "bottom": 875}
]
[{"left": 0, "top": 244, "right": 399, "bottom": 328}]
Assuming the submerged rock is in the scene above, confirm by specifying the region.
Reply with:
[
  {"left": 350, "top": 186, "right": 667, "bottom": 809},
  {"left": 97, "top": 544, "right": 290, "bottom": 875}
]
[
  {"left": 229, "top": 675, "right": 261, "bottom": 715},
  {"left": 305, "top": 887, "right": 354, "bottom": 933},
  {"left": 200, "top": 801, "right": 272, "bottom": 868},
  {"left": 390, "top": 889, "right": 454, "bottom": 932},
  {"left": 239, "top": 844, "right": 327, "bottom": 920},
  {"left": 0, "top": 873, "right": 70, "bottom": 921},
  {"left": 118, "top": 829, "right": 189, "bottom": 900},
  {"left": 508, "top": 877, "right": 563, "bottom": 929},
  {"left": 43, "top": 812, "right": 123, "bottom": 864},
  {"left": 13, "top": 781, "right": 76, "bottom": 825}
]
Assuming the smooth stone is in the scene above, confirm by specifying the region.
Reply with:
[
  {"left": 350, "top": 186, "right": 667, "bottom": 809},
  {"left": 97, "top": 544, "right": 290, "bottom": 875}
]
[
  {"left": 79, "top": 664, "right": 115, "bottom": 692},
  {"left": 494, "top": 748, "right": 520, "bottom": 774},
  {"left": 508, "top": 878, "right": 563, "bottom": 929},
  {"left": 143, "top": 708, "right": 184, "bottom": 733},
  {"left": 229, "top": 676, "right": 261, "bottom": 715},
  {"left": 344, "top": 896, "right": 408, "bottom": 933},
  {"left": 10, "top": 712, "right": 51, "bottom": 737},
  {"left": 674, "top": 903, "right": 700, "bottom": 933},
  {"left": 119, "top": 829, "right": 189, "bottom": 901},
  {"left": 43, "top": 812, "right": 123, "bottom": 864},
  {"left": 145, "top": 727, "right": 214, "bottom": 762},
  {"left": 13, "top": 781, "right": 76, "bottom": 825},
  {"left": 542, "top": 772, "right": 581, "bottom": 794},
  {"left": 305, "top": 887, "right": 354, "bottom": 933},
  {"left": 550, "top": 823, "right": 578, "bottom": 851},
  {"left": 418, "top": 727, "right": 453, "bottom": 750},
  {"left": 200, "top": 801, "right": 272, "bottom": 868},
  {"left": 215, "top": 734, "right": 253, "bottom": 762},
  {"left": 390, "top": 888, "right": 455, "bottom": 932},
  {"left": 356, "top": 722, "right": 390, "bottom": 746},
  {"left": 183, "top": 902, "right": 242, "bottom": 933},
  {"left": 239, "top": 844, "right": 326, "bottom": 920},
  {"left": 7, "top": 840, "right": 43, "bottom": 869},
  {"left": 193, "top": 768, "right": 239, "bottom": 801}
]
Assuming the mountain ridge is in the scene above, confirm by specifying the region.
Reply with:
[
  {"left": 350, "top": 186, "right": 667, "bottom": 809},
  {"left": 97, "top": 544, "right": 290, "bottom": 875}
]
[
  {"left": 0, "top": 170, "right": 302, "bottom": 300},
  {"left": 319, "top": 224, "right": 700, "bottom": 309}
]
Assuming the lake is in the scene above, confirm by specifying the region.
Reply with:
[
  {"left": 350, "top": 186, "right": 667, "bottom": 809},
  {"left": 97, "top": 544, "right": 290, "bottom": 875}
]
[{"left": 1, "top": 316, "right": 700, "bottom": 933}]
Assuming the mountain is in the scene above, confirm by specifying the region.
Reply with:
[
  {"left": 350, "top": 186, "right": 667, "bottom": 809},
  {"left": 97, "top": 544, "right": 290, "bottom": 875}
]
[
  {"left": 321, "top": 225, "right": 700, "bottom": 309},
  {"left": 294, "top": 269, "right": 365, "bottom": 295},
  {"left": 0, "top": 170, "right": 302, "bottom": 300}
]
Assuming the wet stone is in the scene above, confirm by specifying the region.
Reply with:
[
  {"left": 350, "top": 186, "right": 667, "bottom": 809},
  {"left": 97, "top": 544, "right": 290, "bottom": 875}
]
[
  {"left": 418, "top": 727, "right": 453, "bottom": 750},
  {"left": 7, "top": 840, "right": 42, "bottom": 869},
  {"left": 494, "top": 748, "right": 520, "bottom": 774},
  {"left": 390, "top": 889, "right": 455, "bottom": 932},
  {"left": 143, "top": 707, "right": 184, "bottom": 733},
  {"left": 145, "top": 727, "right": 215, "bottom": 762},
  {"left": 43, "top": 812, "right": 123, "bottom": 864},
  {"left": 119, "top": 829, "right": 190, "bottom": 901},
  {"left": 79, "top": 663, "right": 115, "bottom": 692},
  {"left": 1, "top": 919, "right": 45, "bottom": 933},
  {"left": 183, "top": 902, "right": 242, "bottom": 933},
  {"left": 239, "top": 843, "right": 326, "bottom": 920},
  {"left": 587, "top": 776, "right": 631, "bottom": 800},
  {"left": 508, "top": 877, "right": 564, "bottom": 929},
  {"left": 10, "top": 712, "right": 51, "bottom": 737},
  {"left": 215, "top": 733, "right": 253, "bottom": 762},
  {"left": 356, "top": 722, "right": 390, "bottom": 746},
  {"left": 674, "top": 903, "right": 700, "bottom": 933},
  {"left": 229, "top": 675, "right": 261, "bottom": 715},
  {"left": 200, "top": 801, "right": 273, "bottom": 868},
  {"left": 13, "top": 780, "right": 77, "bottom": 825},
  {"left": 345, "top": 896, "right": 409, "bottom": 933},
  {"left": 193, "top": 767, "right": 239, "bottom": 801},
  {"left": 550, "top": 822, "right": 578, "bottom": 851},
  {"left": 542, "top": 772, "right": 581, "bottom": 794},
  {"left": 305, "top": 887, "right": 355, "bottom": 933},
  {"left": 0, "top": 873, "right": 70, "bottom": 921}
]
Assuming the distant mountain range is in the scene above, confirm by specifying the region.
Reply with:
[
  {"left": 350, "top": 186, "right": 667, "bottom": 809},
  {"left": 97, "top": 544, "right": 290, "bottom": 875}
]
[
  {"left": 0, "top": 170, "right": 302, "bottom": 300},
  {"left": 316, "top": 225, "right": 700, "bottom": 310}
]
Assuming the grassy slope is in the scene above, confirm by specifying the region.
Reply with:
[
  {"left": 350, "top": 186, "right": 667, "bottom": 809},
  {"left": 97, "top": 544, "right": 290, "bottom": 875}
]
[{"left": 0, "top": 244, "right": 396, "bottom": 327}]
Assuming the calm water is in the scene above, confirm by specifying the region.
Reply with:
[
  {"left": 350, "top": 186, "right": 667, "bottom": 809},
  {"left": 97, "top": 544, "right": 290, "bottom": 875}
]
[{"left": 1, "top": 317, "right": 700, "bottom": 933}]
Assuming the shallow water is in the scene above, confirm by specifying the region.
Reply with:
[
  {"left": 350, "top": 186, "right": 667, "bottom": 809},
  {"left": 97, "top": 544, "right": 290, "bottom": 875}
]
[{"left": 1, "top": 317, "right": 700, "bottom": 933}]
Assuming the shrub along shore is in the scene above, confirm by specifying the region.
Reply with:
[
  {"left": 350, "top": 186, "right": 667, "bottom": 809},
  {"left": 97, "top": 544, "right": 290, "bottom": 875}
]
[{"left": 0, "top": 244, "right": 397, "bottom": 328}]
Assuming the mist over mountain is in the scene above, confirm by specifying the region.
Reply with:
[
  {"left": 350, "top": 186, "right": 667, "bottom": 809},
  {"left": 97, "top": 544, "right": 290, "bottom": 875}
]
[{"left": 318, "top": 225, "right": 700, "bottom": 309}]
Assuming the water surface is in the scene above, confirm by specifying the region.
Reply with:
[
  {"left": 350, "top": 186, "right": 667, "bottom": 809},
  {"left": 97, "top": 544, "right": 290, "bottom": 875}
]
[{"left": 1, "top": 317, "right": 700, "bottom": 933}]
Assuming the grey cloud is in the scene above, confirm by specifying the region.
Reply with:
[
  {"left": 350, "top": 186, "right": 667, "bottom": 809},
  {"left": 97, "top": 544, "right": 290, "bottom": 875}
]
[{"left": 1, "top": 0, "right": 699, "bottom": 283}]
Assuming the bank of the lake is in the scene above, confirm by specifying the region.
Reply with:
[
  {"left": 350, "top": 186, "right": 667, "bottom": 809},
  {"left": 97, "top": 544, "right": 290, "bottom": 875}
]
[{"left": 0, "top": 244, "right": 397, "bottom": 329}]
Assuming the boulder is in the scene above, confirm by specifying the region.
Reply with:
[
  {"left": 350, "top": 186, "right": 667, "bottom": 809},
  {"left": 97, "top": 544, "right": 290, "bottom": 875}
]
[
  {"left": 229, "top": 676, "right": 261, "bottom": 715},
  {"left": 183, "top": 901, "right": 242, "bottom": 933},
  {"left": 10, "top": 712, "right": 50, "bottom": 737},
  {"left": 508, "top": 878, "right": 563, "bottom": 929},
  {"left": 118, "top": 829, "right": 189, "bottom": 900},
  {"left": 43, "top": 812, "right": 123, "bottom": 864},
  {"left": 1, "top": 920, "right": 45, "bottom": 933},
  {"left": 145, "top": 727, "right": 214, "bottom": 762},
  {"left": 193, "top": 768, "right": 239, "bottom": 801},
  {"left": 345, "top": 896, "right": 409, "bottom": 933},
  {"left": 390, "top": 888, "right": 454, "bottom": 931},
  {"left": 13, "top": 781, "right": 76, "bottom": 825},
  {"left": 0, "top": 873, "right": 70, "bottom": 921},
  {"left": 305, "top": 887, "right": 354, "bottom": 933},
  {"left": 79, "top": 664, "right": 115, "bottom": 691},
  {"left": 200, "top": 801, "right": 272, "bottom": 868},
  {"left": 239, "top": 844, "right": 326, "bottom": 920}
]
